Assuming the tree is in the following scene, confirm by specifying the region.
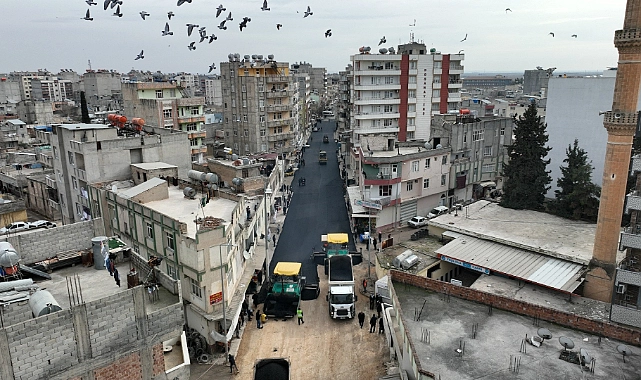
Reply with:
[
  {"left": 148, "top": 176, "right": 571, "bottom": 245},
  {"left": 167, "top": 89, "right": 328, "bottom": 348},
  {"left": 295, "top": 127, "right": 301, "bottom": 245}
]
[
  {"left": 80, "top": 91, "right": 90, "bottom": 124},
  {"left": 500, "top": 103, "right": 552, "bottom": 210},
  {"left": 552, "top": 139, "right": 600, "bottom": 221}
]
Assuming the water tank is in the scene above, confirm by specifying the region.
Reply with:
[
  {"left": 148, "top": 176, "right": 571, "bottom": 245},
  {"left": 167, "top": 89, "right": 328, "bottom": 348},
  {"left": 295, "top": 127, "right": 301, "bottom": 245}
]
[
  {"left": 257, "top": 55, "right": 263, "bottom": 60},
  {"left": 183, "top": 187, "right": 197, "bottom": 198},
  {"left": 231, "top": 154, "right": 238, "bottom": 161},
  {"left": 231, "top": 178, "right": 243, "bottom": 186},
  {"left": 244, "top": 55, "right": 251, "bottom": 60},
  {"left": 92, "top": 236, "right": 109, "bottom": 270},
  {"left": 29, "top": 290, "right": 62, "bottom": 317},
  {"left": 0, "top": 247, "right": 20, "bottom": 268},
  {"left": 424, "top": 142, "right": 432, "bottom": 149},
  {"left": 188, "top": 170, "right": 207, "bottom": 181},
  {"left": 268, "top": 54, "right": 274, "bottom": 60},
  {"left": 228, "top": 53, "right": 234, "bottom": 61},
  {"left": 204, "top": 173, "right": 218, "bottom": 183},
  {"left": 379, "top": 48, "right": 388, "bottom": 54},
  {"left": 242, "top": 158, "right": 250, "bottom": 165}
]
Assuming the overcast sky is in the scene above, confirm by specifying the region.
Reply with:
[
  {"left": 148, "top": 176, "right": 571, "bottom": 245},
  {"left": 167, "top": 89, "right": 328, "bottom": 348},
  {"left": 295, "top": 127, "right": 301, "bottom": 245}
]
[{"left": 0, "top": 0, "right": 627, "bottom": 75}]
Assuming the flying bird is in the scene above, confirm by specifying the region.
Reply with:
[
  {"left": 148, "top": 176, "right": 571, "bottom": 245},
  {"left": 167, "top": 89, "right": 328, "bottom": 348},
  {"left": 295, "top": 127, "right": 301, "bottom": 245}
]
[
  {"left": 199, "top": 35, "right": 207, "bottom": 43},
  {"left": 188, "top": 42, "right": 196, "bottom": 51},
  {"left": 458, "top": 49, "right": 464, "bottom": 54},
  {"left": 135, "top": 50, "right": 144, "bottom": 60},
  {"left": 571, "top": 34, "right": 578, "bottom": 38},
  {"left": 409, "top": 19, "right": 416, "bottom": 27},
  {"left": 549, "top": 32, "right": 555, "bottom": 37},
  {"left": 167, "top": 11, "right": 175, "bottom": 20},
  {"left": 325, "top": 29, "right": 332, "bottom": 38},
  {"left": 186, "top": 23, "right": 199, "bottom": 36},
  {"left": 276, "top": 23, "right": 282, "bottom": 30},
  {"left": 261, "top": 0, "right": 270, "bottom": 11},
  {"left": 112, "top": 4, "right": 122, "bottom": 17},
  {"left": 86, "top": 0, "right": 97, "bottom": 5},
  {"left": 162, "top": 22, "right": 173, "bottom": 36},
  {"left": 218, "top": 20, "right": 227, "bottom": 30},
  {"left": 140, "top": 11, "right": 150, "bottom": 20},
  {"left": 226, "top": 12, "right": 233, "bottom": 21},
  {"left": 379, "top": 36, "right": 386, "bottom": 46},
  {"left": 110, "top": 0, "right": 122, "bottom": 9},
  {"left": 82, "top": 9, "right": 94, "bottom": 21},
  {"left": 239, "top": 17, "right": 251, "bottom": 31},
  {"left": 303, "top": 6, "right": 313, "bottom": 18},
  {"left": 505, "top": 8, "right": 512, "bottom": 13},
  {"left": 177, "top": 0, "right": 193, "bottom": 6},
  {"left": 460, "top": 33, "right": 467, "bottom": 42},
  {"left": 208, "top": 63, "right": 217, "bottom": 73},
  {"left": 208, "top": 34, "right": 218, "bottom": 43},
  {"left": 216, "top": 4, "right": 226, "bottom": 18}
]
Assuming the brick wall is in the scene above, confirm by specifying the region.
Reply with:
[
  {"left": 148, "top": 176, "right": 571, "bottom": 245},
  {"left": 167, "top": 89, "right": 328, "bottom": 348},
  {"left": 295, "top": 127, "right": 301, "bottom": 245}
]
[
  {"left": 93, "top": 352, "right": 142, "bottom": 380},
  {"left": 152, "top": 344, "right": 164, "bottom": 376},
  {"left": 147, "top": 303, "right": 185, "bottom": 338},
  {"left": 0, "top": 300, "right": 31, "bottom": 328},
  {"left": 5, "top": 310, "right": 78, "bottom": 380},
  {"left": 390, "top": 270, "right": 641, "bottom": 346},
  {"left": 85, "top": 291, "right": 138, "bottom": 357},
  {"left": 7, "top": 219, "right": 100, "bottom": 265}
]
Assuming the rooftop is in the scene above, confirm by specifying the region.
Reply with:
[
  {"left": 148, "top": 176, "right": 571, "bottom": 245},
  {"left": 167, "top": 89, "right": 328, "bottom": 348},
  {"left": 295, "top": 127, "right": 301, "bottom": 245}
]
[
  {"left": 429, "top": 200, "right": 616, "bottom": 265},
  {"left": 131, "top": 162, "right": 177, "bottom": 171},
  {"left": 56, "top": 123, "right": 111, "bottom": 131},
  {"left": 394, "top": 281, "right": 641, "bottom": 380}
]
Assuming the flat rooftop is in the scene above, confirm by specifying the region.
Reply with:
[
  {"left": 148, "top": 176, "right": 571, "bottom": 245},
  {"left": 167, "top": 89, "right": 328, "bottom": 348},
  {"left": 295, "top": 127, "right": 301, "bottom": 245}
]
[
  {"left": 429, "top": 200, "right": 622, "bottom": 265},
  {"left": 56, "top": 123, "right": 111, "bottom": 130},
  {"left": 131, "top": 162, "right": 177, "bottom": 170},
  {"left": 394, "top": 281, "right": 641, "bottom": 380}
]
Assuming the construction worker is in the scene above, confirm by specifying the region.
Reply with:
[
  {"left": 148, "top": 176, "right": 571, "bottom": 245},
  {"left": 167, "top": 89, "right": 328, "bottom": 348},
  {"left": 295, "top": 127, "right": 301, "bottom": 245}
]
[{"left": 297, "top": 307, "right": 305, "bottom": 325}]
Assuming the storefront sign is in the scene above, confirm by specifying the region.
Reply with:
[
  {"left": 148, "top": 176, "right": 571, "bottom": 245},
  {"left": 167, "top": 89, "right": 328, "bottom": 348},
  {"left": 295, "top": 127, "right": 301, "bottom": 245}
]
[
  {"left": 440, "top": 255, "right": 490, "bottom": 275},
  {"left": 210, "top": 292, "right": 223, "bottom": 305}
]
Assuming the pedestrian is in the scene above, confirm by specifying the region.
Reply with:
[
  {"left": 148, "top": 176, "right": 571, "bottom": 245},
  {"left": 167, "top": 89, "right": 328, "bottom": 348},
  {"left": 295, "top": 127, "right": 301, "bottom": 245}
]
[
  {"left": 257, "top": 270, "right": 263, "bottom": 285},
  {"left": 246, "top": 205, "right": 251, "bottom": 220},
  {"left": 362, "top": 278, "right": 368, "bottom": 293},
  {"left": 229, "top": 354, "right": 239, "bottom": 374},
  {"left": 358, "top": 311, "right": 365, "bottom": 328},
  {"left": 378, "top": 317, "right": 385, "bottom": 334},
  {"left": 369, "top": 314, "right": 378, "bottom": 333},
  {"left": 256, "top": 309, "right": 262, "bottom": 329},
  {"left": 378, "top": 231, "right": 382, "bottom": 244},
  {"left": 239, "top": 311, "right": 245, "bottom": 327},
  {"left": 366, "top": 237, "right": 370, "bottom": 250},
  {"left": 260, "top": 311, "right": 267, "bottom": 327},
  {"left": 376, "top": 299, "right": 382, "bottom": 318},
  {"left": 297, "top": 307, "right": 305, "bottom": 325},
  {"left": 272, "top": 234, "right": 277, "bottom": 246},
  {"left": 283, "top": 205, "right": 287, "bottom": 214},
  {"left": 276, "top": 225, "right": 281, "bottom": 234},
  {"left": 369, "top": 294, "right": 375, "bottom": 310},
  {"left": 373, "top": 237, "right": 377, "bottom": 250}
]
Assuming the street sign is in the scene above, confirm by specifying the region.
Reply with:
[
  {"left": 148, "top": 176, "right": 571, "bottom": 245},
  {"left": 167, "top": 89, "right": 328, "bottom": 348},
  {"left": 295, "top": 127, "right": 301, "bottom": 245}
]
[{"left": 210, "top": 292, "right": 223, "bottom": 305}]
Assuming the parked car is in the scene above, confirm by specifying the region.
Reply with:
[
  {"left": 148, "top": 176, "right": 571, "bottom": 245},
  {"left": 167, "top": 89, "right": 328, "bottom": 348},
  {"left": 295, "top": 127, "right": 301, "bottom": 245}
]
[
  {"left": 407, "top": 216, "right": 429, "bottom": 228},
  {"left": 427, "top": 206, "right": 449, "bottom": 219},
  {"left": 29, "top": 220, "right": 57, "bottom": 229},
  {"left": 0, "top": 222, "right": 31, "bottom": 234}
]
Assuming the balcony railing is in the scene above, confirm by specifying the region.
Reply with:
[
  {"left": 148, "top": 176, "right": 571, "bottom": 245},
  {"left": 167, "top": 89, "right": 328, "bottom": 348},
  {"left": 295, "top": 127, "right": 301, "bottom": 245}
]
[
  {"left": 626, "top": 192, "right": 641, "bottom": 213},
  {"left": 266, "top": 118, "right": 293, "bottom": 128},
  {"left": 265, "top": 104, "right": 293, "bottom": 113},
  {"left": 620, "top": 228, "right": 641, "bottom": 250},
  {"left": 178, "top": 115, "right": 204, "bottom": 124},
  {"left": 48, "top": 199, "right": 59, "bottom": 210},
  {"left": 45, "top": 175, "right": 57, "bottom": 189},
  {"left": 267, "top": 132, "right": 295, "bottom": 142},
  {"left": 266, "top": 90, "right": 292, "bottom": 98},
  {"left": 266, "top": 76, "right": 289, "bottom": 83}
]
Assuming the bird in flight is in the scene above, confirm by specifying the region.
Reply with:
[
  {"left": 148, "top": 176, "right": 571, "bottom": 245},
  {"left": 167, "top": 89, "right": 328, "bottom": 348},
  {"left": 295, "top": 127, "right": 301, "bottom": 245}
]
[
  {"left": 505, "top": 8, "right": 512, "bottom": 13},
  {"left": 379, "top": 36, "right": 386, "bottom": 46},
  {"left": 409, "top": 19, "right": 416, "bottom": 27},
  {"left": 549, "top": 32, "right": 555, "bottom": 37},
  {"left": 208, "top": 34, "right": 218, "bottom": 43},
  {"left": 571, "top": 34, "right": 578, "bottom": 38},
  {"left": 140, "top": 11, "right": 150, "bottom": 20},
  {"left": 86, "top": 0, "right": 97, "bottom": 5},
  {"left": 458, "top": 49, "right": 464, "bottom": 54},
  {"left": 135, "top": 50, "right": 144, "bottom": 60},
  {"left": 239, "top": 17, "right": 251, "bottom": 31},
  {"left": 325, "top": 29, "right": 332, "bottom": 38},
  {"left": 208, "top": 63, "right": 217, "bottom": 73},
  {"left": 112, "top": 5, "right": 123, "bottom": 17},
  {"left": 276, "top": 23, "right": 282, "bottom": 30},
  {"left": 167, "top": 11, "right": 175, "bottom": 20},
  {"left": 218, "top": 20, "right": 228, "bottom": 30},
  {"left": 177, "top": 0, "right": 193, "bottom": 6},
  {"left": 460, "top": 33, "right": 467, "bottom": 42},
  {"left": 82, "top": 9, "right": 93, "bottom": 21},
  {"left": 226, "top": 12, "right": 233, "bottom": 21},
  {"left": 261, "top": 0, "right": 270, "bottom": 11},
  {"left": 304, "top": 6, "right": 313, "bottom": 18},
  {"left": 104, "top": 0, "right": 121, "bottom": 10},
  {"left": 186, "top": 23, "right": 199, "bottom": 36},
  {"left": 188, "top": 42, "right": 196, "bottom": 51},
  {"left": 162, "top": 22, "right": 173, "bottom": 36},
  {"left": 216, "top": 4, "right": 226, "bottom": 18}
]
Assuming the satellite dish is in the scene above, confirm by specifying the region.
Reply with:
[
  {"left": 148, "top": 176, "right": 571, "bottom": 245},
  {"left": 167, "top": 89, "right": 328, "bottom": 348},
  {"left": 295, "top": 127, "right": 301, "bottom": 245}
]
[
  {"left": 111, "top": 184, "right": 117, "bottom": 192},
  {"left": 234, "top": 53, "right": 240, "bottom": 60},
  {"left": 364, "top": 46, "right": 371, "bottom": 52},
  {"left": 436, "top": 144, "right": 442, "bottom": 149},
  {"left": 379, "top": 48, "right": 388, "bottom": 54},
  {"left": 424, "top": 142, "right": 432, "bottom": 149}
]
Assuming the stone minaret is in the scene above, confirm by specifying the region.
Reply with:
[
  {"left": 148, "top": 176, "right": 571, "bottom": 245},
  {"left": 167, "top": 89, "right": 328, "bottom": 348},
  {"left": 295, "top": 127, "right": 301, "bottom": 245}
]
[{"left": 584, "top": 0, "right": 641, "bottom": 302}]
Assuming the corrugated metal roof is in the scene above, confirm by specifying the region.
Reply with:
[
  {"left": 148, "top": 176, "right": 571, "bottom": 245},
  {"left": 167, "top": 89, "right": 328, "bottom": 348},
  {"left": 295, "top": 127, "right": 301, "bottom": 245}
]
[{"left": 436, "top": 235, "right": 585, "bottom": 293}]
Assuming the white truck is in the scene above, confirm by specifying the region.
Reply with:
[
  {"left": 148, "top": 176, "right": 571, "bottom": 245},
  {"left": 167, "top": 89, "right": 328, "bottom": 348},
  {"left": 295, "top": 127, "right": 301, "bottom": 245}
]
[{"left": 326, "top": 255, "right": 357, "bottom": 319}]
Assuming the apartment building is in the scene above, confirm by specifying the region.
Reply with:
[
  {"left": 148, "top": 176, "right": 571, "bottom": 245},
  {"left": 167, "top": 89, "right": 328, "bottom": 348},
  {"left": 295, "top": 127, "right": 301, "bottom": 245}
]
[
  {"left": 201, "top": 76, "right": 223, "bottom": 106},
  {"left": 83, "top": 69, "right": 122, "bottom": 112},
  {"left": 37, "top": 123, "right": 190, "bottom": 224},
  {"left": 291, "top": 62, "right": 326, "bottom": 96},
  {"left": 220, "top": 54, "right": 297, "bottom": 155},
  {"left": 122, "top": 81, "right": 207, "bottom": 163}
]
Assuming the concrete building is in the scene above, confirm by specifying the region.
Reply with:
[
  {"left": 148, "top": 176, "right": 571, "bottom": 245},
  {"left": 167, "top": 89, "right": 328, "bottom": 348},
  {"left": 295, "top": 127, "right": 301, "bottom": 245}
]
[
  {"left": 220, "top": 55, "right": 296, "bottom": 156},
  {"left": 30, "top": 78, "right": 73, "bottom": 102},
  {"left": 122, "top": 81, "right": 207, "bottom": 163},
  {"left": 25, "top": 171, "right": 62, "bottom": 221},
  {"left": 336, "top": 65, "right": 352, "bottom": 134},
  {"left": 0, "top": 77, "right": 22, "bottom": 114},
  {"left": 431, "top": 114, "right": 513, "bottom": 204},
  {"left": 37, "top": 123, "right": 190, "bottom": 225},
  {"left": 15, "top": 100, "right": 54, "bottom": 125},
  {"left": 0, "top": 119, "right": 26, "bottom": 151},
  {"left": 291, "top": 62, "right": 326, "bottom": 96},
  {"left": 462, "top": 74, "right": 513, "bottom": 89},
  {"left": 174, "top": 73, "right": 197, "bottom": 97},
  {"left": 523, "top": 67, "right": 555, "bottom": 96},
  {"left": 201, "top": 76, "right": 223, "bottom": 106}
]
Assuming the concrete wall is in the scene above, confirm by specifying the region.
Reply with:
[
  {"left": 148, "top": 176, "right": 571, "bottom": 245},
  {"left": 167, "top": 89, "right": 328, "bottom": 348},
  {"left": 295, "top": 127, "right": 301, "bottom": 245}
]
[
  {"left": 5, "top": 219, "right": 101, "bottom": 265},
  {"left": 0, "top": 301, "right": 31, "bottom": 328}
]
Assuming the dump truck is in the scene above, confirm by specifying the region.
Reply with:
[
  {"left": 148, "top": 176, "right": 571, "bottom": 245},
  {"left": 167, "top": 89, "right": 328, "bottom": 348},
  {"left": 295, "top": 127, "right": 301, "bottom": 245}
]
[
  {"left": 319, "top": 150, "right": 327, "bottom": 164},
  {"left": 263, "top": 262, "right": 304, "bottom": 319}
]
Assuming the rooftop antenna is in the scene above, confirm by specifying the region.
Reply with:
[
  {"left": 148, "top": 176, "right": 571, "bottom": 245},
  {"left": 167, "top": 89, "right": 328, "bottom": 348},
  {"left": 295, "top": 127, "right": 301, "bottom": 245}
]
[{"left": 88, "top": 59, "right": 92, "bottom": 71}]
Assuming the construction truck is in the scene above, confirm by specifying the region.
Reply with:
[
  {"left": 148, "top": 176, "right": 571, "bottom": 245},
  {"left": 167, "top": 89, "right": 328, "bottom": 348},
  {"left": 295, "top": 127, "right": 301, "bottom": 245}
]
[
  {"left": 314, "top": 233, "right": 362, "bottom": 319},
  {"left": 254, "top": 358, "right": 290, "bottom": 380},
  {"left": 319, "top": 150, "right": 327, "bottom": 164},
  {"left": 263, "top": 262, "right": 304, "bottom": 319}
]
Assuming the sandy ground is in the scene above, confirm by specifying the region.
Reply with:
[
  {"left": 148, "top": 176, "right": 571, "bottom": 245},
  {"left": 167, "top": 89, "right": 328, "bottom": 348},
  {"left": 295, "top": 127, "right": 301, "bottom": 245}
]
[{"left": 233, "top": 262, "right": 389, "bottom": 379}]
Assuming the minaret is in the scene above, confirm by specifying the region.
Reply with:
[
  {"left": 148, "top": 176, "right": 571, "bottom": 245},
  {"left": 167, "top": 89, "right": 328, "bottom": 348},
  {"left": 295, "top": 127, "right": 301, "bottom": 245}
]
[{"left": 584, "top": 0, "right": 641, "bottom": 302}]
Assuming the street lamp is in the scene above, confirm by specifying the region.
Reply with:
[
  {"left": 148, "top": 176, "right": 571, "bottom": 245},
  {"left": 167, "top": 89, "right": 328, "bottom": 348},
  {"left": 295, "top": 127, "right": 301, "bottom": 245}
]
[{"left": 264, "top": 184, "right": 273, "bottom": 271}]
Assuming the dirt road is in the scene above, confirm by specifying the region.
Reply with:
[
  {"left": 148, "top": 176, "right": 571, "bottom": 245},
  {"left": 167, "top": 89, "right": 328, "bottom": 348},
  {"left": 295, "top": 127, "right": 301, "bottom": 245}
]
[{"left": 234, "top": 263, "right": 389, "bottom": 379}]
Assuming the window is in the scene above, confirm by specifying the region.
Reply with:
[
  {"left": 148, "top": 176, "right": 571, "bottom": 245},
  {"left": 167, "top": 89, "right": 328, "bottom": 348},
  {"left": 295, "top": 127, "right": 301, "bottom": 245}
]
[
  {"left": 385, "top": 77, "right": 394, "bottom": 84},
  {"left": 190, "top": 107, "right": 199, "bottom": 115},
  {"left": 372, "top": 91, "right": 381, "bottom": 99},
  {"left": 53, "top": 146, "right": 58, "bottom": 159},
  {"left": 231, "top": 99, "right": 236, "bottom": 108},
  {"left": 442, "top": 155, "right": 448, "bottom": 164},
  {"left": 384, "top": 119, "right": 393, "bottom": 127},
  {"left": 423, "top": 179, "right": 430, "bottom": 189},
  {"left": 165, "top": 231, "right": 175, "bottom": 251},
  {"left": 370, "top": 76, "right": 381, "bottom": 85},
  {"left": 146, "top": 222, "right": 153, "bottom": 238},
  {"left": 406, "top": 181, "right": 413, "bottom": 191},
  {"left": 425, "top": 158, "right": 430, "bottom": 168},
  {"left": 163, "top": 109, "right": 172, "bottom": 119},
  {"left": 186, "top": 123, "right": 197, "bottom": 131},
  {"left": 379, "top": 185, "right": 392, "bottom": 197},
  {"left": 155, "top": 90, "right": 163, "bottom": 98},
  {"left": 72, "top": 176, "right": 78, "bottom": 190},
  {"left": 431, "top": 103, "right": 440, "bottom": 111},
  {"left": 500, "top": 127, "right": 505, "bottom": 136},
  {"left": 384, "top": 62, "right": 395, "bottom": 69},
  {"left": 242, "top": 99, "right": 247, "bottom": 108},
  {"left": 441, "top": 175, "right": 447, "bottom": 186},
  {"left": 233, "top": 130, "right": 238, "bottom": 136},
  {"left": 244, "top": 129, "right": 249, "bottom": 137},
  {"left": 432, "top": 89, "right": 440, "bottom": 97},
  {"left": 407, "top": 131, "right": 415, "bottom": 139},
  {"left": 410, "top": 61, "right": 417, "bottom": 69},
  {"left": 169, "top": 89, "right": 176, "bottom": 97},
  {"left": 408, "top": 90, "right": 416, "bottom": 98},
  {"left": 260, "top": 129, "right": 266, "bottom": 136},
  {"left": 483, "top": 146, "right": 492, "bottom": 156},
  {"left": 258, "top": 84, "right": 264, "bottom": 92},
  {"left": 409, "top": 76, "right": 416, "bottom": 84},
  {"left": 166, "top": 263, "right": 176, "bottom": 279},
  {"left": 189, "top": 277, "right": 202, "bottom": 298},
  {"left": 68, "top": 151, "right": 74, "bottom": 165},
  {"left": 412, "top": 160, "right": 419, "bottom": 172},
  {"left": 408, "top": 104, "right": 416, "bottom": 112},
  {"left": 407, "top": 118, "right": 415, "bottom": 126},
  {"left": 482, "top": 163, "right": 494, "bottom": 173},
  {"left": 259, "top": 115, "right": 265, "bottom": 123},
  {"left": 384, "top": 105, "right": 393, "bottom": 113},
  {"left": 241, "top": 84, "right": 246, "bottom": 92},
  {"left": 190, "top": 139, "right": 199, "bottom": 146},
  {"left": 472, "top": 130, "right": 484, "bottom": 142},
  {"left": 243, "top": 115, "right": 248, "bottom": 122},
  {"left": 434, "top": 61, "right": 442, "bottom": 69}
]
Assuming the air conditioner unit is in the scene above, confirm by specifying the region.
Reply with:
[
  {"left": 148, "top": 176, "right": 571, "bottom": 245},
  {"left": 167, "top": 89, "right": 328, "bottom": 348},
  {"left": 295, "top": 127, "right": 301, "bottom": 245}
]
[{"left": 617, "top": 284, "right": 627, "bottom": 294}]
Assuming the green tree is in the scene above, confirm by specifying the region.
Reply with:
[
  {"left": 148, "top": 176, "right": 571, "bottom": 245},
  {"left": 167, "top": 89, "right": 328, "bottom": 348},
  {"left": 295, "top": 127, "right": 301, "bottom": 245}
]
[
  {"left": 80, "top": 91, "right": 90, "bottom": 124},
  {"left": 552, "top": 139, "right": 601, "bottom": 221},
  {"left": 500, "top": 103, "right": 552, "bottom": 210}
]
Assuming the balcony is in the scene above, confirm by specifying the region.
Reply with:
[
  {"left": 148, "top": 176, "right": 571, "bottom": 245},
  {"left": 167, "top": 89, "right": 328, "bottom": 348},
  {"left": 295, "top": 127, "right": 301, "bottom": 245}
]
[
  {"left": 265, "top": 104, "right": 293, "bottom": 113},
  {"left": 626, "top": 191, "right": 641, "bottom": 213},
  {"left": 176, "top": 97, "right": 205, "bottom": 106},
  {"left": 354, "top": 112, "right": 400, "bottom": 120},
  {"left": 78, "top": 194, "right": 89, "bottom": 208},
  {"left": 449, "top": 66, "right": 464, "bottom": 74},
  {"left": 353, "top": 84, "right": 401, "bottom": 91},
  {"left": 267, "top": 132, "right": 295, "bottom": 142},
  {"left": 266, "top": 76, "right": 289, "bottom": 83},
  {"left": 620, "top": 228, "right": 641, "bottom": 250},
  {"left": 354, "top": 97, "right": 400, "bottom": 105},
  {"left": 188, "top": 131, "right": 207, "bottom": 139},
  {"left": 191, "top": 146, "right": 207, "bottom": 154},
  {"left": 45, "top": 175, "right": 57, "bottom": 189},
  {"left": 48, "top": 199, "right": 59, "bottom": 210},
  {"left": 178, "top": 115, "right": 204, "bottom": 124},
  {"left": 633, "top": 155, "right": 641, "bottom": 172},
  {"left": 74, "top": 168, "right": 86, "bottom": 182},
  {"left": 266, "top": 118, "right": 293, "bottom": 128},
  {"left": 266, "top": 90, "right": 293, "bottom": 98}
]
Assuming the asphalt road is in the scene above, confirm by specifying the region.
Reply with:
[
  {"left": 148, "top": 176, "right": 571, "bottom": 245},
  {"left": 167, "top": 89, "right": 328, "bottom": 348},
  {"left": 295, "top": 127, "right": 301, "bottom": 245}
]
[{"left": 270, "top": 119, "right": 356, "bottom": 283}]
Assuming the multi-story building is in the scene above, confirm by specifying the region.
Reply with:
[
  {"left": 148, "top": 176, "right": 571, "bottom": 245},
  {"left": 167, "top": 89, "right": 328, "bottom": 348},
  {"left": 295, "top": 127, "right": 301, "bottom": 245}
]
[
  {"left": 337, "top": 64, "right": 352, "bottom": 134},
  {"left": 0, "top": 76, "right": 22, "bottom": 114},
  {"left": 83, "top": 69, "right": 123, "bottom": 112},
  {"left": 462, "top": 75, "right": 513, "bottom": 89},
  {"left": 431, "top": 113, "right": 513, "bottom": 204},
  {"left": 30, "top": 78, "right": 73, "bottom": 102},
  {"left": 220, "top": 55, "right": 296, "bottom": 156},
  {"left": 291, "top": 62, "right": 326, "bottom": 96},
  {"left": 122, "top": 81, "right": 207, "bottom": 163},
  {"left": 523, "top": 67, "right": 555, "bottom": 96},
  {"left": 37, "top": 123, "right": 191, "bottom": 224},
  {"left": 25, "top": 171, "right": 62, "bottom": 221},
  {"left": 175, "top": 73, "right": 198, "bottom": 96},
  {"left": 201, "top": 76, "right": 223, "bottom": 106}
]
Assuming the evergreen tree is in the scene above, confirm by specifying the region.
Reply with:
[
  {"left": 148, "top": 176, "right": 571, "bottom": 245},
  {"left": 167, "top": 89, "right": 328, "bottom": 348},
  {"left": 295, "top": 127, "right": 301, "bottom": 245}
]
[
  {"left": 552, "top": 139, "right": 601, "bottom": 221},
  {"left": 80, "top": 91, "right": 90, "bottom": 124},
  {"left": 500, "top": 103, "right": 551, "bottom": 210}
]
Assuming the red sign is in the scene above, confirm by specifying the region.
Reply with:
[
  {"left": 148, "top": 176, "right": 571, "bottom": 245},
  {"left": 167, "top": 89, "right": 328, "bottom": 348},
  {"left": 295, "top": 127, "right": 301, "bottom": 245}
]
[{"left": 209, "top": 292, "right": 223, "bottom": 305}]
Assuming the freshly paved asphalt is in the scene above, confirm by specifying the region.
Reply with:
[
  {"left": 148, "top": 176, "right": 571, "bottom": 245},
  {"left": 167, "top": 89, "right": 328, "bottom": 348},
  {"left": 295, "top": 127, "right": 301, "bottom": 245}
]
[{"left": 270, "top": 119, "right": 356, "bottom": 284}]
